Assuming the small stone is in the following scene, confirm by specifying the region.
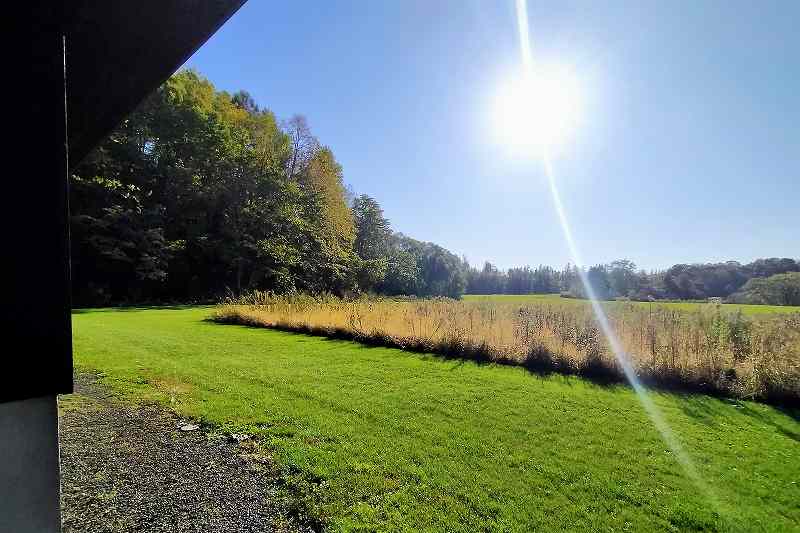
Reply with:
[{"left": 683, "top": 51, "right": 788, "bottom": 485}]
[
  {"left": 229, "top": 433, "right": 250, "bottom": 442},
  {"left": 180, "top": 423, "right": 200, "bottom": 432}
]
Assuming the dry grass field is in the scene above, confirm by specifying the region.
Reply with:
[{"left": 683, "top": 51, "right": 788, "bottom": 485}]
[{"left": 215, "top": 292, "right": 800, "bottom": 404}]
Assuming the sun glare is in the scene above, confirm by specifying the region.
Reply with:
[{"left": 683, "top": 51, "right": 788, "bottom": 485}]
[
  {"left": 492, "top": 64, "right": 582, "bottom": 156},
  {"left": 504, "top": 0, "right": 717, "bottom": 511}
]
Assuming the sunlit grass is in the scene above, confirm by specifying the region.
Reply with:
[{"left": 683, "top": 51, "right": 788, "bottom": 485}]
[{"left": 71, "top": 307, "right": 799, "bottom": 532}]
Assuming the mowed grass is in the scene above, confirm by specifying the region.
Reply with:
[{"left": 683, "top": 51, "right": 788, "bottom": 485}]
[
  {"left": 462, "top": 293, "right": 800, "bottom": 315},
  {"left": 71, "top": 307, "right": 800, "bottom": 532}
]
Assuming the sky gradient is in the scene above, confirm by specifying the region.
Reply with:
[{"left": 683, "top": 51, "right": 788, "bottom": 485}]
[{"left": 184, "top": 0, "right": 798, "bottom": 271}]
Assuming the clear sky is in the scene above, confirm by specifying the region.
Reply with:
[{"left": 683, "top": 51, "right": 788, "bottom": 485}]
[{"left": 184, "top": 0, "right": 798, "bottom": 271}]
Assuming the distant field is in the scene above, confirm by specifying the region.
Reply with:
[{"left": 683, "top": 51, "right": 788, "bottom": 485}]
[
  {"left": 71, "top": 307, "right": 800, "bottom": 532},
  {"left": 462, "top": 293, "right": 800, "bottom": 315}
]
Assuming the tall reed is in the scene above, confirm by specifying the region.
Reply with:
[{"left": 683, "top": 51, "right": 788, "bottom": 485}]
[{"left": 214, "top": 292, "right": 800, "bottom": 405}]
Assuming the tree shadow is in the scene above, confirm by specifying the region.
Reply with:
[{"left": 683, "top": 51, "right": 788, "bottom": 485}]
[
  {"left": 677, "top": 393, "right": 799, "bottom": 442},
  {"left": 738, "top": 403, "right": 800, "bottom": 440}
]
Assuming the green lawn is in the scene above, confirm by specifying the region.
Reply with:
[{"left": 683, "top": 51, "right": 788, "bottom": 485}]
[
  {"left": 71, "top": 307, "right": 799, "bottom": 532},
  {"left": 462, "top": 293, "right": 800, "bottom": 315}
]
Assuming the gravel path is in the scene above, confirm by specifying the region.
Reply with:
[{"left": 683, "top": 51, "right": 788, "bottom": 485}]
[{"left": 59, "top": 373, "right": 315, "bottom": 533}]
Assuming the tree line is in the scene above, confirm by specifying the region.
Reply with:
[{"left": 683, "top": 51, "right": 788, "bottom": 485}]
[
  {"left": 70, "top": 70, "right": 466, "bottom": 306},
  {"left": 466, "top": 258, "right": 800, "bottom": 305},
  {"left": 71, "top": 69, "right": 797, "bottom": 307}
]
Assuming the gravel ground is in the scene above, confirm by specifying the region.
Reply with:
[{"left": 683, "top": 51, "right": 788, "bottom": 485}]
[{"left": 59, "top": 373, "right": 315, "bottom": 533}]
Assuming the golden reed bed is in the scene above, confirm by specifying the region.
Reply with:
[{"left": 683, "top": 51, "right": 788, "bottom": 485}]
[{"left": 214, "top": 292, "right": 800, "bottom": 405}]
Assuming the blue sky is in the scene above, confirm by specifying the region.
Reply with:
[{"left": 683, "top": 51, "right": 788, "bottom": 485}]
[{"left": 185, "top": 0, "right": 798, "bottom": 271}]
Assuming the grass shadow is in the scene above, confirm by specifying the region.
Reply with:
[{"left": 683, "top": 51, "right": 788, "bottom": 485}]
[
  {"left": 677, "top": 393, "right": 799, "bottom": 441},
  {"left": 738, "top": 403, "right": 800, "bottom": 440},
  {"left": 206, "top": 317, "right": 743, "bottom": 405}
]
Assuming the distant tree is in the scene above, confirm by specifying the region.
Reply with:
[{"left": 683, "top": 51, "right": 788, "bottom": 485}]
[
  {"left": 664, "top": 264, "right": 708, "bottom": 299},
  {"left": 381, "top": 248, "right": 420, "bottom": 295},
  {"left": 352, "top": 195, "right": 391, "bottom": 260},
  {"left": 586, "top": 265, "right": 611, "bottom": 300},
  {"left": 465, "top": 263, "right": 561, "bottom": 295},
  {"left": 532, "top": 265, "right": 558, "bottom": 293},
  {"left": 231, "top": 90, "right": 259, "bottom": 114},
  {"left": 283, "top": 114, "right": 319, "bottom": 180},
  {"left": 629, "top": 269, "right": 664, "bottom": 301},
  {"left": 474, "top": 262, "right": 506, "bottom": 294},
  {"left": 559, "top": 263, "right": 578, "bottom": 293},
  {"left": 418, "top": 244, "right": 467, "bottom": 298},
  {"left": 608, "top": 259, "right": 637, "bottom": 298},
  {"left": 297, "top": 147, "right": 357, "bottom": 293},
  {"left": 343, "top": 183, "right": 356, "bottom": 207},
  {"left": 729, "top": 272, "right": 800, "bottom": 306},
  {"left": 663, "top": 261, "right": 765, "bottom": 299},
  {"left": 505, "top": 266, "right": 530, "bottom": 294},
  {"left": 747, "top": 258, "right": 799, "bottom": 279},
  {"left": 352, "top": 194, "right": 391, "bottom": 291},
  {"left": 387, "top": 233, "right": 467, "bottom": 298}
]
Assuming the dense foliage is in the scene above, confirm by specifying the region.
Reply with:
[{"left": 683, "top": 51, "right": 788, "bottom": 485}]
[
  {"left": 467, "top": 263, "right": 562, "bottom": 295},
  {"left": 729, "top": 272, "right": 800, "bottom": 306},
  {"left": 70, "top": 70, "right": 467, "bottom": 305},
  {"left": 467, "top": 258, "right": 800, "bottom": 304}
]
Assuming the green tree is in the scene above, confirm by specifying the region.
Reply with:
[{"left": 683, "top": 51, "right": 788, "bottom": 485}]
[
  {"left": 352, "top": 194, "right": 391, "bottom": 291},
  {"left": 587, "top": 265, "right": 611, "bottom": 301},
  {"left": 730, "top": 272, "right": 800, "bottom": 305},
  {"left": 352, "top": 194, "right": 390, "bottom": 260},
  {"left": 608, "top": 259, "right": 637, "bottom": 298},
  {"left": 297, "top": 147, "right": 357, "bottom": 293},
  {"left": 69, "top": 69, "right": 474, "bottom": 303},
  {"left": 381, "top": 248, "right": 421, "bottom": 295}
]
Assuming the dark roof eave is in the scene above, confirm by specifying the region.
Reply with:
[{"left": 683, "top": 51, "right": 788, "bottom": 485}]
[{"left": 64, "top": 0, "right": 247, "bottom": 168}]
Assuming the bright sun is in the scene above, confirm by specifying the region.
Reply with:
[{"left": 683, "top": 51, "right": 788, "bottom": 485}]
[{"left": 492, "top": 64, "right": 582, "bottom": 157}]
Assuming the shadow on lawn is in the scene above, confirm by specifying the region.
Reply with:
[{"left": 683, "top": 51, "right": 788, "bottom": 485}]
[
  {"left": 677, "top": 393, "right": 799, "bottom": 439},
  {"left": 202, "top": 317, "right": 800, "bottom": 440},
  {"left": 206, "top": 318, "right": 800, "bottom": 431},
  {"left": 736, "top": 401, "right": 800, "bottom": 436},
  {"left": 204, "top": 318, "right": 683, "bottom": 399},
  {"left": 218, "top": 317, "right": 678, "bottom": 390}
]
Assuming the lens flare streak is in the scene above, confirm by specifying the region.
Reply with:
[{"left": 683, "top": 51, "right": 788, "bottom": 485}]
[
  {"left": 543, "top": 156, "right": 713, "bottom": 500},
  {"left": 514, "top": 0, "right": 718, "bottom": 509}
]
